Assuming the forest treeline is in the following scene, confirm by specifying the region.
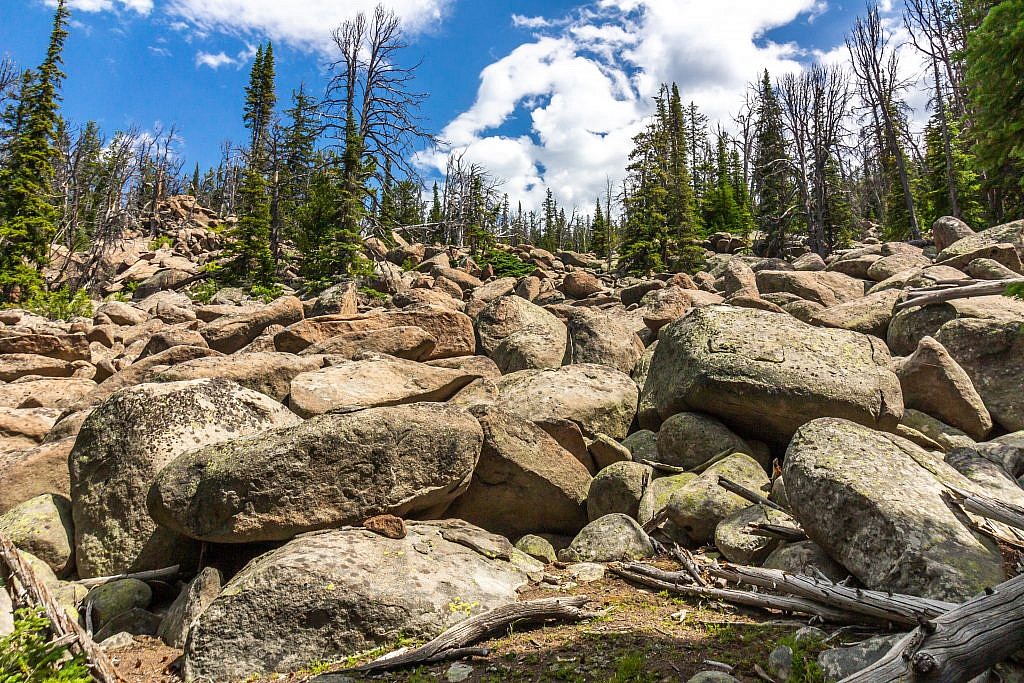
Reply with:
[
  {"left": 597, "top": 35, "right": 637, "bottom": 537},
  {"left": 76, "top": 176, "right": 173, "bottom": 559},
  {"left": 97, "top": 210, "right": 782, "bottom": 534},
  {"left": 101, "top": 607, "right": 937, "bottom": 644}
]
[{"left": 0, "top": 0, "right": 1021, "bottom": 303}]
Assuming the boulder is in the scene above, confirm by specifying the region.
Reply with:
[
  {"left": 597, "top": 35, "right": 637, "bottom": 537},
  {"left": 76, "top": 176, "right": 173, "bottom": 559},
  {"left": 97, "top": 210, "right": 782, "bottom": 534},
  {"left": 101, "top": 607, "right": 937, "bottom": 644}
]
[
  {"left": 637, "top": 473, "right": 696, "bottom": 530},
  {"left": 719, "top": 259, "right": 759, "bottom": 297},
  {"left": 665, "top": 453, "right": 771, "bottom": 544},
  {"left": 792, "top": 253, "right": 827, "bottom": 271},
  {"left": 153, "top": 352, "right": 322, "bottom": 403},
  {"left": 935, "top": 219, "right": 1024, "bottom": 272},
  {"left": 586, "top": 461, "right": 653, "bottom": 521},
  {"left": 311, "top": 281, "right": 358, "bottom": 317},
  {"left": 808, "top": 288, "right": 900, "bottom": 338},
  {"left": 784, "top": 418, "right": 1005, "bottom": 601},
  {"left": 818, "top": 634, "right": 904, "bottom": 682},
  {"left": 299, "top": 326, "right": 437, "bottom": 361},
  {"left": 0, "top": 406, "right": 59, "bottom": 452},
  {"left": 895, "top": 336, "right": 992, "bottom": 440},
  {"left": 827, "top": 252, "right": 881, "bottom": 279},
  {"left": 445, "top": 405, "right": 591, "bottom": 538},
  {"left": 886, "top": 294, "right": 1024, "bottom": 356},
  {"left": 566, "top": 307, "right": 645, "bottom": 375},
  {"left": 935, "top": 317, "right": 1024, "bottom": 432},
  {"left": 157, "top": 567, "right": 222, "bottom": 649},
  {"left": 714, "top": 505, "right": 795, "bottom": 565},
  {"left": 201, "top": 295, "right": 304, "bottom": 354},
  {"left": 866, "top": 251, "right": 931, "bottom": 282},
  {"left": 0, "top": 378, "right": 95, "bottom": 409},
  {"left": 0, "top": 439, "right": 74, "bottom": 514},
  {"left": 763, "top": 540, "right": 848, "bottom": 582},
  {"left": 70, "top": 378, "right": 300, "bottom": 577},
  {"left": 931, "top": 216, "right": 975, "bottom": 253},
  {"left": 95, "top": 301, "right": 147, "bottom": 326},
  {"left": 620, "top": 280, "right": 665, "bottom": 307},
  {"left": 587, "top": 433, "right": 632, "bottom": 471},
  {"left": 755, "top": 270, "right": 865, "bottom": 307},
  {"left": 655, "top": 412, "right": 754, "bottom": 471},
  {"left": 475, "top": 295, "right": 567, "bottom": 373},
  {"left": 137, "top": 328, "right": 207, "bottom": 359},
  {"left": 515, "top": 535, "right": 557, "bottom": 563},
  {"left": 560, "top": 271, "right": 603, "bottom": 299},
  {"left": 275, "top": 306, "right": 475, "bottom": 359},
  {"left": 0, "top": 333, "right": 90, "bottom": 361},
  {"left": 287, "top": 354, "right": 478, "bottom": 417},
  {"left": 86, "top": 579, "right": 151, "bottom": 630},
  {"left": 464, "top": 364, "right": 639, "bottom": 439},
  {"left": 149, "top": 403, "right": 483, "bottom": 543},
  {"left": 0, "top": 354, "right": 76, "bottom": 382},
  {"left": 183, "top": 522, "right": 531, "bottom": 681},
  {"left": 621, "top": 430, "right": 658, "bottom": 462},
  {"left": 558, "top": 514, "right": 655, "bottom": 563},
  {"left": 0, "top": 494, "right": 74, "bottom": 575},
  {"left": 642, "top": 305, "right": 902, "bottom": 444},
  {"left": 641, "top": 287, "right": 724, "bottom": 333}
]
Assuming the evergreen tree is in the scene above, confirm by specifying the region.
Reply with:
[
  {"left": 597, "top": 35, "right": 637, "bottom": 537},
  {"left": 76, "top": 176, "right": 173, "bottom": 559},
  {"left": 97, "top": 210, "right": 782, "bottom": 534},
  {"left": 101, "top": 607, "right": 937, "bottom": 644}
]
[
  {"left": 664, "top": 84, "right": 698, "bottom": 265},
  {"left": 701, "top": 133, "right": 743, "bottom": 234},
  {"left": 967, "top": 0, "right": 1024, "bottom": 220},
  {"left": 620, "top": 121, "right": 669, "bottom": 274},
  {"left": 751, "top": 70, "right": 794, "bottom": 257},
  {"left": 0, "top": 0, "right": 70, "bottom": 299},
  {"left": 591, "top": 198, "right": 609, "bottom": 260},
  {"left": 821, "top": 159, "right": 856, "bottom": 249},
  {"left": 243, "top": 43, "right": 276, "bottom": 159},
  {"left": 296, "top": 156, "right": 363, "bottom": 280},
  {"left": 921, "top": 108, "right": 984, "bottom": 228},
  {"left": 225, "top": 165, "right": 274, "bottom": 284}
]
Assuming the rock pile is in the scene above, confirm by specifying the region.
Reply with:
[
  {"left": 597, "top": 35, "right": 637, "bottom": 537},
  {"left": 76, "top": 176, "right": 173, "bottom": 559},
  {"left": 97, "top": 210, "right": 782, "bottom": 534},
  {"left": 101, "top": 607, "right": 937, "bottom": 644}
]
[{"left": 1, "top": 208, "right": 1023, "bottom": 680}]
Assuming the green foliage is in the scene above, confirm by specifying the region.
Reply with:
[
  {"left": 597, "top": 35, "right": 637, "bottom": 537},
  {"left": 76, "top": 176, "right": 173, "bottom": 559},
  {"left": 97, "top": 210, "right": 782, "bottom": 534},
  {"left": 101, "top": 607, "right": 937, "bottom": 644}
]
[
  {"left": 187, "top": 280, "right": 219, "bottom": 304},
  {"left": 359, "top": 286, "right": 389, "bottom": 301},
  {"left": 296, "top": 157, "right": 366, "bottom": 281},
  {"left": 476, "top": 249, "right": 534, "bottom": 278},
  {"left": 919, "top": 108, "right": 985, "bottom": 230},
  {"left": 0, "top": 607, "right": 92, "bottom": 682},
  {"left": 148, "top": 235, "right": 173, "bottom": 251},
  {"left": 752, "top": 70, "right": 795, "bottom": 258},
  {"left": 604, "top": 653, "right": 657, "bottom": 683},
  {"left": 1007, "top": 281, "right": 1024, "bottom": 299},
  {"left": 776, "top": 634, "right": 827, "bottom": 683},
  {"left": 17, "top": 286, "right": 92, "bottom": 320},
  {"left": 225, "top": 165, "right": 276, "bottom": 285},
  {"left": 967, "top": 0, "right": 1024, "bottom": 221},
  {"left": 249, "top": 283, "right": 283, "bottom": 303}
]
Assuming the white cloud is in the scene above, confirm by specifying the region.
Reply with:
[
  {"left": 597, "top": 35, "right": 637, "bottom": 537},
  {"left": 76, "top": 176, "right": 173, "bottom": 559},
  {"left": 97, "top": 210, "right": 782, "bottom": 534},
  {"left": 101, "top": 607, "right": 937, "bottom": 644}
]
[
  {"left": 54, "top": 0, "right": 153, "bottom": 14},
  {"left": 422, "top": 0, "right": 826, "bottom": 211},
  {"left": 194, "top": 50, "right": 234, "bottom": 69},
  {"left": 165, "top": 0, "right": 452, "bottom": 51},
  {"left": 148, "top": 45, "right": 172, "bottom": 57}
]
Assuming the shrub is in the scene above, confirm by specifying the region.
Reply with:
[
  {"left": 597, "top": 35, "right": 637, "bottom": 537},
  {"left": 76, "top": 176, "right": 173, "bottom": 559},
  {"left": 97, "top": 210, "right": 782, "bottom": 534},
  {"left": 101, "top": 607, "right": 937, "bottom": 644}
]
[
  {"left": 477, "top": 249, "right": 534, "bottom": 278},
  {"left": 188, "top": 280, "right": 219, "bottom": 305},
  {"left": 148, "top": 235, "right": 174, "bottom": 251},
  {"left": 249, "top": 283, "right": 284, "bottom": 303},
  {"left": 18, "top": 287, "right": 93, "bottom": 321},
  {"left": 0, "top": 607, "right": 92, "bottom": 682}
]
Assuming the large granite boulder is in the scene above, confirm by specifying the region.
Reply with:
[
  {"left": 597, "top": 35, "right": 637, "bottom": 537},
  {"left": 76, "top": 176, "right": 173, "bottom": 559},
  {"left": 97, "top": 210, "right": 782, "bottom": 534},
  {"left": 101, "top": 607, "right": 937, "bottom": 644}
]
[
  {"left": 755, "top": 270, "right": 865, "bottom": 307},
  {"left": 445, "top": 405, "right": 591, "bottom": 538},
  {"left": 642, "top": 306, "right": 902, "bottom": 444},
  {"left": 153, "top": 352, "right": 321, "bottom": 402},
  {"left": 566, "top": 307, "right": 645, "bottom": 375},
  {"left": 149, "top": 403, "right": 483, "bottom": 543},
  {"left": 665, "top": 453, "right": 771, "bottom": 544},
  {"left": 69, "top": 379, "right": 300, "bottom": 577},
  {"left": 183, "top": 521, "right": 532, "bottom": 681},
  {"left": 475, "top": 295, "right": 567, "bottom": 373},
  {"left": 935, "top": 219, "right": 1024, "bottom": 272},
  {"left": 201, "top": 296, "right": 303, "bottom": 354},
  {"left": 784, "top": 418, "right": 1005, "bottom": 601}
]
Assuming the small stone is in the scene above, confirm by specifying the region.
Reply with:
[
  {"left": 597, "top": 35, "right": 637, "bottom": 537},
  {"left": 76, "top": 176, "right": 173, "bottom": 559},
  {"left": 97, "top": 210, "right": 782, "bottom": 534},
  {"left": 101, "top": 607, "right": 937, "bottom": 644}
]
[
  {"left": 364, "top": 514, "right": 407, "bottom": 539},
  {"left": 86, "top": 579, "right": 152, "bottom": 629},
  {"left": 566, "top": 563, "right": 605, "bottom": 583},
  {"left": 768, "top": 645, "right": 793, "bottom": 682},
  {"left": 99, "top": 632, "right": 135, "bottom": 650},
  {"left": 687, "top": 673, "right": 739, "bottom": 683},
  {"left": 793, "top": 626, "right": 827, "bottom": 643},
  {"left": 515, "top": 535, "right": 557, "bottom": 564},
  {"left": 447, "top": 663, "right": 474, "bottom": 682}
]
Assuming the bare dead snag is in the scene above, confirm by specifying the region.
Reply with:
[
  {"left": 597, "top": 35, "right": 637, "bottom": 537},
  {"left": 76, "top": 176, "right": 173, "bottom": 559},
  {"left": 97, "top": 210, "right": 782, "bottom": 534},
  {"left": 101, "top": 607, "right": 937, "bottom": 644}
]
[
  {"left": 0, "top": 534, "right": 125, "bottom": 683},
  {"left": 896, "top": 278, "right": 1024, "bottom": 311},
  {"left": 840, "top": 573, "right": 1024, "bottom": 682}
]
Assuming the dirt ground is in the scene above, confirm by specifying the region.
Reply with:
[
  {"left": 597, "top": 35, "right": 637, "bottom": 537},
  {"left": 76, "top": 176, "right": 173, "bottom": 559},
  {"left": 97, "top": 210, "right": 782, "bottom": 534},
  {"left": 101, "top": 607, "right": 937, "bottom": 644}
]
[{"left": 107, "top": 557, "right": 890, "bottom": 683}]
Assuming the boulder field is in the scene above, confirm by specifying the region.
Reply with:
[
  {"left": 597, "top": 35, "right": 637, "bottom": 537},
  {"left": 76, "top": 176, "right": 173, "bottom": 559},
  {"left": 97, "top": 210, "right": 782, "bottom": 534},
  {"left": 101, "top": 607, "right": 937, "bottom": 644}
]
[{"left": 1, "top": 213, "right": 1022, "bottom": 681}]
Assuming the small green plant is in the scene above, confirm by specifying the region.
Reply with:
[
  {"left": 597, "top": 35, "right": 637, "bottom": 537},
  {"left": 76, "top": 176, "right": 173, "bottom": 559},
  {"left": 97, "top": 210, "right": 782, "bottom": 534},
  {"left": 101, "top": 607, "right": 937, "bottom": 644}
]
[
  {"left": 149, "top": 235, "right": 174, "bottom": 251},
  {"left": 359, "top": 286, "right": 389, "bottom": 301},
  {"left": 550, "top": 660, "right": 586, "bottom": 683},
  {"left": 446, "top": 597, "right": 479, "bottom": 616},
  {"left": 18, "top": 287, "right": 93, "bottom": 321},
  {"left": 188, "top": 279, "right": 219, "bottom": 304},
  {"left": 249, "top": 283, "right": 284, "bottom": 303},
  {"left": 1007, "top": 282, "right": 1024, "bottom": 299},
  {"left": 0, "top": 607, "right": 93, "bottom": 682},
  {"left": 777, "top": 634, "right": 827, "bottom": 683},
  {"left": 605, "top": 652, "right": 657, "bottom": 683},
  {"left": 477, "top": 248, "right": 535, "bottom": 278},
  {"left": 123, "top": 279, "right": 140, "bottom": 295}
]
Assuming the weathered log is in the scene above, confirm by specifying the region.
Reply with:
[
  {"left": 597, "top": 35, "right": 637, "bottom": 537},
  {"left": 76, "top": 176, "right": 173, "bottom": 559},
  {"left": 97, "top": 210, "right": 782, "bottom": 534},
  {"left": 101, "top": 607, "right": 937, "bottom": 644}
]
[
  {"left": 637, "top": 459, "right": 688, "bottom": 474},
  {"left": 945, "top": 485, "right": 1024, "bottom": 532},
  {"left": 314, "top": 596, "right": 597, "bottom": 677},
  {"left": 896, "top": 278, "right": 1024, "bottom": 310},
  {"left": 746, "top": 523, "right": 807, "bottom": 542},
  {"left": 0, "top": 534, "right": 125, "bottom": 683},
  {"left": 670, "top": 546, "right": 709, "bottom": 587},
  {"left": 840, "top": 573, "right": 1024, "bottom": 682},
  {"left": 77, "top": 564, "right": 180, "bottom": 589},
  {"left": 717, "top": 476, "right": 786, "bottom": 512},
  {"left": 610, "top": 564, "right": 883, "bottom": 626}
]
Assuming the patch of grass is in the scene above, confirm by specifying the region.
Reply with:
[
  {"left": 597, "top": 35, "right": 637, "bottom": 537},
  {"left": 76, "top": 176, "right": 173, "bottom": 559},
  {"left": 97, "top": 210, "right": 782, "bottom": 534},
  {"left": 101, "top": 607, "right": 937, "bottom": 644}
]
[
  {"left": 359, "top": 286, "right": 389, "bottom": 301},
  {"left": 777, "top": 634, "right": 827, "bottom": 683},
  {"left": 605, "top": 652, "right": 657, "bottom": 683},
  {"left": 249, "top": 283, "right": 284, "bottom": 303},
  {"left": 550, "top": 660, "right": 586, "bottom": 682},
  {"left": 149, "top": 235, "right": 174, "bottom": 250}
]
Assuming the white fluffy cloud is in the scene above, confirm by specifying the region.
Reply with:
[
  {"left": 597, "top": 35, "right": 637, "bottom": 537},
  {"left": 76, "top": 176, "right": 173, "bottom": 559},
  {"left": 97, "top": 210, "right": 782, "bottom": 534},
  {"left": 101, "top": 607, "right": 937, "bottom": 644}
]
[
  {"left": 165, "top": 0, "right": 452, "bottom": 50},
  {"left": 421, "top": 0, "right": 828, "bottom": 212},
  {"left": 52, "top": 0, "right": 153, "bottom": 14}
]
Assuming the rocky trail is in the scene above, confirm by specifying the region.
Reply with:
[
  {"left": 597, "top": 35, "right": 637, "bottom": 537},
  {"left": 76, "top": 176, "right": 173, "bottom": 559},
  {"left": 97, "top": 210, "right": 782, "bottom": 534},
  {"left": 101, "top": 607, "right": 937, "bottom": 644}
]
[{"left": 1, "top": 200, "right": 1023, "bottom": 682}]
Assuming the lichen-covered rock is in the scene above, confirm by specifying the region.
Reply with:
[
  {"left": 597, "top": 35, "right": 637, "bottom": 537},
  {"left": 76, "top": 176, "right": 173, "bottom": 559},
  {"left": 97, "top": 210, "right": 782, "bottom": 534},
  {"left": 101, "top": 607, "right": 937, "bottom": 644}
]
[
  {"left": 515, "top": 534, "right": 557, "bottom": 564},
  {"left": 931, "top": 216, "right": 975, "bottom": 253},
  {"left": 154, "top": 352, "right": 321, "bottom": 402},
  {"left": 0, "top": 439, "right": 74, "bottom": 514},
  {"left": 558, "top": 513, "right": 654, "bottom": 563},
  {"left": 763, "top": 540, "right": 848, "bottom": 582},
  {"left": 183, "top": 522, "right": 530, "bottom": 681},
  {"left": 299, "top": 326, "right": 437, "bottom": 360},
  {"left": 714, "top": 505, "right": 796, "bottom": 566},
  {"left": 808, "top": 288, "right": 900, "bottom": 338},
  {"left": 287, "top": 353, "right": 478, "bottom": 417},
  {"left": 0, "top": 494, "right": 74, "bottom": 575},
  {"left": 157, "top": 567, "right": 222, "bottom": 649},
  {"left": 755, "top": 270, "right": 865, "bottom": 307},
  {"left": 587, "top": 461, "right": 652, "bottom": 522},
  {"left": 935, "top": 219, "right": 1024, "bottom": 272},
  {"left": 655, "top": 412, "right": 753, "bottom": 470},
  {"left": 643, "top": 305, "right": 902, "bottom": 444},
  {"left": 86, "top": 579, "right": 152, "bottom": 630},
  {"left": 784, "top": 418, "right": 1005, "bottom": 601},
  {"left": 566, "top": 307, "right": 645, "bottom": 375},
  {"left": 665, "top": 453, "right": 770, "bottom": 544},
  {"left": 886, "top": 295, "right": 1024, "bottom": 356},
  {"left": 445, "top": 405, "right": 590, "bottom": 539},
  {"left": 70, "top": 378, "right": 300, "bottom": 577},
  {"left": 637, "top": 473, "right": 697, "bottom": 528},
  {"left": 475, "top": 295, "right": 567, "bottom": 373},
  {"left": 150, "top": 403, "right": 483, "bottom": 543}
]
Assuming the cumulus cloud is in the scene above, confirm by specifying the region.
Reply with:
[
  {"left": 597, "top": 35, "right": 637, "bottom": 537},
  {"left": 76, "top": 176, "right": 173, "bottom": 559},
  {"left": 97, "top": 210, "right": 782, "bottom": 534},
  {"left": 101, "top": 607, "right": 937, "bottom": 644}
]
[
  {"left": 53, "top": 0, "right": 153, "bottom": 14},
  {"left": 165, "top": 0, "right": 452, "bottom": 51},
  {"left": 194, "top": 50, "right": 234, "bottom": 69},
  {"left": 421, "top": 0, "right": 826, "bottom": 211}
]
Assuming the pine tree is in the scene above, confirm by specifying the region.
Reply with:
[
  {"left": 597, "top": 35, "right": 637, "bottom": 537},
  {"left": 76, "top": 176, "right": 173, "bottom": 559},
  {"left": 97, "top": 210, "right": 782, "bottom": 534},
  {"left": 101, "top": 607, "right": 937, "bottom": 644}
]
[
  {"left": 665, "top": 84, "right": 698, "bottom": 266},
  {"left": 591, "top": 198, "right": 609, "bottom": 260},
  {"left": 296, "top": 156, "right": 363, "bottom": 280},
  {"left": 0, "top": 0, "right": 70, "bottom": 300},
  {"left": 701, "top": 133, "right": 743, "bottom": 234},
  {"left": 243, "top": 43, "right": 276, "bottom": 159},
  {"left": 225, "top": 166, "right": 275, "bottom": 284},
  {"left": 752, "top": 70, "right": 794, "bottom": 257},
  {"left": 620, "top": 121, "right": 669, "bottom": 274},
  {"left": 921, "top": 108, "right": 985, "bottom": 228}
]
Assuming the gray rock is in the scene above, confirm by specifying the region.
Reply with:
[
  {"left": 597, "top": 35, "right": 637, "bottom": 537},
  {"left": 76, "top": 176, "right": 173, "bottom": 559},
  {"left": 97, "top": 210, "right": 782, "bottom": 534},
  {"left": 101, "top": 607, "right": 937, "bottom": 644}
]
[
  {"left": 763, "top": 541, "right": 849, "bottom": 582},
  {"left": 93, "top": 608, "right": 161, "bottom": 643},
  {"left": 86, "top": 579, "right": 152, "bottom": 630},
  {"left": 818, "top": 634, "right": 904, "bottom": 681},
  {"left": 0, "top": 494, "right": 74, "bottom": 576},
  {"left": 445, "top": 405, "right": 590, "bottom": 539},
  {"left": 154, "top": 352, "right": 321, "bottom": 402},
  {"left": 687, "top": 673, "right": 740, "bottom": 683},
  {"left": 515, "top": 535, "right": 557, "bottom": 564},
  {"left": 475, "top": 295, "right": 567, "bottom": 373},
  {"left": 785, "top": 418, "right": 1005, "bottom": 601},
  {"left": 567, "top": 307, "right": 646, "bottom": 374},
  {"left": 70, "top": 378, "right": 300, "bottom": 577},
  {"left": 183, "top": 521, "right": 531, "bottom": 681},
  {"left": 621, "top": 430, "right": 658, "bottom": 462},
  {"left": 655, "top": 412, "right": 753, "bottom": 470},
  {"left": 714, "top": 505, "right": 796, "bottom": 565},
  {"left": 558, "top": 513, "right": 654, "bottom": 563},
  {"left": 587, "top": 462, "right": 653, "bottom": 521},
  {"left": 666, "top": 453, "right": 771, "bottom": 544},
  {"left": 642, "top": 305, "right": 902, "bottom": 444},
  {"left": 935, "top": 219, "right": 1024, "bottom": 272},
  {"left": 158, "top": 567, "right": 223, "bottom": 649},
  {"left": 150, "top": 403, "right": 483, "bottom": 543}
]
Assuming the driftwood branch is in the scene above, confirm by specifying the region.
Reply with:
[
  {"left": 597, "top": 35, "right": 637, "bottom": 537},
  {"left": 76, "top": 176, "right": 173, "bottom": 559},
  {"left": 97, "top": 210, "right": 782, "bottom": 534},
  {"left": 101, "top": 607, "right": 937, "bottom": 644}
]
[
  {"left": 77, "top": 564, "right": 180, "bottom": 589},
  {"left": 637, "top": 459, "right": 688, "bottom": 475},
  {"left": 945, "top": 485, "right": 1024, "bottom": 532},
  {"left": 314, "top": 596, "right": 597, "bottom": 677},
  {"left": 717, "top": 476, "right": 786, "bottom": 512},
  {"left": 840, "top": 573, "right": 1024, "bottom": 681},
  {"left": 896, "top": 277, "right": 1024, "bottom": 310},
  {"left": 0, "top": 534, "right": 125, "bottom": 683},
  {"left": 746, "top": 523, "right": 807, "bottom": 543}
]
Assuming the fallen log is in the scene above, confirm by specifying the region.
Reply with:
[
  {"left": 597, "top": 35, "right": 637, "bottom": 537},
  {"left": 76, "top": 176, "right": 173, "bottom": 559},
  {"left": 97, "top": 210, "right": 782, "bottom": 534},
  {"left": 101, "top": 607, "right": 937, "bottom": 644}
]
[
  {"left": 0, "top": 534, "right": 124, "bottom": 683},
  {"left": 610, "top": 564, "right": 884, "bottom": 626},
  {"left": 717, "top": 476, "right": 786, "bottom": 512},
  {"left": 895, "top": 277, "right": 1024, "bottom": 311},
  {"left": 314, "top": 596, "right": 597, "bottom": 677},
  {"left": 746, "top": 523, "right": 807, "bottom": 543},
  {"left": 77, "top": 564, "right": 180, "bottom": 589},
  {"left": 945, "top": 485, "right": 1024, "bottom": 532},
  {"left": 840, "top": 573, "right": 1024, "bottom": 682}
]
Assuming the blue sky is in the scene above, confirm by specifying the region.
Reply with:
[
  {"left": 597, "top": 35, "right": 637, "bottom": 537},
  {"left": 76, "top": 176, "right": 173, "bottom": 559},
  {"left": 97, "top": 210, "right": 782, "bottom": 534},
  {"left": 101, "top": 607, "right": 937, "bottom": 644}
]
[{"left": 1, "top": 0, "right": 911, "bottom": 209}]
